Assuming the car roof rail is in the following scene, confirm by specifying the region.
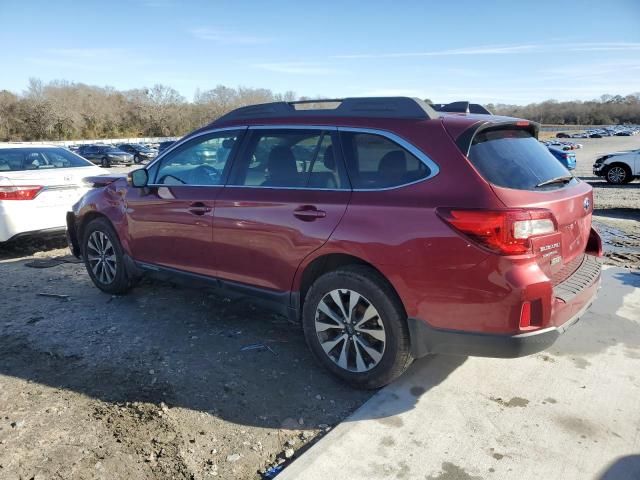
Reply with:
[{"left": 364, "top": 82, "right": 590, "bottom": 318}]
[
  {"left": 213, "top": 97, "right": 439, "bottom": 124},
  {"left": 430, "top": 101, "right": 493, "bottom": 115}
]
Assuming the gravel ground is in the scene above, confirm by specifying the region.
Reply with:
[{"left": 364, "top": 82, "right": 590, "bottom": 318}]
[
  {"left": 0, "top": 242, "right": 370, "bottom": 479},
  {"left": 568, "top": 136, "right": 640, "bottom": 268},
  {"left": 0, "top": 136, "right": 638, "bottom": 480}
]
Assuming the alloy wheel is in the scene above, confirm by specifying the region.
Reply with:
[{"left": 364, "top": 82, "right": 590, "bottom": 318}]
[
  {"left": 314, "top": 289, "right": 386, "bottom": 372},
  {"left": 607, "top": 166, "right": 626, "bottom": 183},
  {"left": 86, "top": 231, "right": 117, "bottom": 285}
]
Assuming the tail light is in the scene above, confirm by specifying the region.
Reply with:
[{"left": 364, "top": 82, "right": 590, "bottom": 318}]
[
  {"left": 437, "top": 208, "right": 557, "bottom": 255},
  {"left": 0, "top": 185, "right": 44, "bottom": 200}
]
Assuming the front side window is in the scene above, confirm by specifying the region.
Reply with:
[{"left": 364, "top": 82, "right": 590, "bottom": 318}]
[
  {"left": 230, "top": 129, "right": 348, "bottom": 189},
  {"left": 340, "top": 132, "right": 431, "bottom": 189},
  {"left": 154, "top": 130, "right": 242, "bottom": 186}
]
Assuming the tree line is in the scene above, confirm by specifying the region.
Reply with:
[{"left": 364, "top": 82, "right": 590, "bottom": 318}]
[
  {"left": 487, "top": 94, "right": 640, "bottom": 126},
  {"left": 0, "top": 79, "right": 638, "bottom": 141},
  {"left": 0, "top": 79, "right": 296, "bottom": 141}
]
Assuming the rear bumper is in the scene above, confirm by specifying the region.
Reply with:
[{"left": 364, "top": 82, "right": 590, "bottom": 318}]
[
  {"left": 409, "top": 254, "right": 601, "bottom": 358},
  {"left": 0, "top": 201, "right": 69, "bottom": 242}
]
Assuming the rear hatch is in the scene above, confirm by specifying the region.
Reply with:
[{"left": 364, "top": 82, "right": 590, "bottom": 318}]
[{"left": 462, "top": 124, "right": 593, "bottom": 279}]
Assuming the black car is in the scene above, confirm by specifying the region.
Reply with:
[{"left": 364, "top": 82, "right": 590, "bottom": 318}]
[
  {"left": 117, "top": 143, "right": 157, "bottom": 164},
  {"left": 157, "top": 141, "right": 175, "bottom": 155},
  {"left": 77, "top": 145, "right": 134, "bottom": 167}
]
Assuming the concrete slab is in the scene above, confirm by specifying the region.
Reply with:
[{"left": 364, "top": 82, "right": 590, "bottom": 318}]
[{"left": 279, "top": 267, "right": 640, "bottom": 480}]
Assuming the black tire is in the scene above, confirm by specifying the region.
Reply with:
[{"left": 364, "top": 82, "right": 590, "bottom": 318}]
[
  {"left": 605, "top": 164, "right": 632, "bottom": 184},
  {"left": 82, "top": 217, "right": 134, "bottom": 295},
  {"left": 302, "top": 265, "right": 412, "bottom": 389},
  {"left": 134, "top": 154, "right": 141, "bottom": 165},
  {"left": 101, "top": 157, "right": 111, "bottom": 168}
]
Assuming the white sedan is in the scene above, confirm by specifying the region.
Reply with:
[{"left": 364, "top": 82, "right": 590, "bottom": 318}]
[{"left": 0, "top": 144, "right": 104, "bottom": 242}]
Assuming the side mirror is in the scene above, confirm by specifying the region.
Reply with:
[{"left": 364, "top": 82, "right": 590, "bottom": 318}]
[{"left": 129, "top": 168, "right": 149, "bottom": 188}]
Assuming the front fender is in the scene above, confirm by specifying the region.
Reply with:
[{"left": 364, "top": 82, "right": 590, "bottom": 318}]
[{"left": 73, "top": 179, "right": 131, "bottom": 254}]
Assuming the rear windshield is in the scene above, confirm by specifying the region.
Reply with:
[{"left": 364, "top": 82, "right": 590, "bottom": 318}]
[
  {"left": 0, "top": 148, "right": 92, "bottom": 171},
  {"left": 468, "top": 129, "right": 576, "bottom": 190}
]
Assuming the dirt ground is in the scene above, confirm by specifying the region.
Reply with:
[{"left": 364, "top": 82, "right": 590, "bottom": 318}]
[
  {"left": 0, "top": 135, "right": 638, "bottom": 480},
  {"left": 0, "top": 240, "right": 370, "bottom": 479}
]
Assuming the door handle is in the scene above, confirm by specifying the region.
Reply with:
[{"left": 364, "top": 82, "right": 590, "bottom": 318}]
[
  {"left": 188, "top": 202, "right": 212, "bottom": 216},
  {"left": 293, "top": 206, "right": 326, "bottom": 221}
]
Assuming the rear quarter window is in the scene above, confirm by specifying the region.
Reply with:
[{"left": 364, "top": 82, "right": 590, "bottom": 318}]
[
  {"left": 468, "top": 128, "right": 576, "bottom": 190},
  {"left": 340, "top": 132, "right": 431, "bottom": 189}
]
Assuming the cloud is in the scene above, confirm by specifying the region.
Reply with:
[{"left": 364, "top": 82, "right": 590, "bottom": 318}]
[
  {"left": 332, "top": 41, "right": 640, "bottom": 59},
  {"left": 190, "top": 27, "right": 270, "bottom": 45},
  {"left": 332, "top": 44, "right": 539, "bottom": 59},
  {"left": 252, "top": 62, "right": 341, "bottom": 75}
]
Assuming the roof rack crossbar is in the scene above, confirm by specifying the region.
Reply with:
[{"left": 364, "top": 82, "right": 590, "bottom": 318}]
[{"left": 213, "top": 97, "right": 438, "bottom": 124}]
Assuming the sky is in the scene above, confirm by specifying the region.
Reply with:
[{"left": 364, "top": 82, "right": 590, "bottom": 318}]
[{"left": 0, "top": 0, "right": 639, "bottom": 105}]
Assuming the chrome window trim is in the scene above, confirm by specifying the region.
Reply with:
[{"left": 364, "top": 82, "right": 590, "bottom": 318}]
[
  {"left": 247, "top": 125, "right": 339, "bottom": 131},
  {"left": 336, "top": 126, "right": 440, "bottom": 191},
  {"left": 143, "top": 124, "right": 440, "bottom": 191},
  {"left": 146, "top": 126, "right": 247, "bottom": 188}
]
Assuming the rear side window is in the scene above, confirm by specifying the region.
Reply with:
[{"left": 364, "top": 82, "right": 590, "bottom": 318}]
[
  {"left": 230, "top": 129, "right": 349, "bottom": 189},
  {"left": 340, "top": 132, "right": 431, "bottom": 189},
  {"left": 0, "top": 148, "right": 92, "bottom": 171},
  {"left": 468, "top": 129, "right": 576, "bottom": 190}
]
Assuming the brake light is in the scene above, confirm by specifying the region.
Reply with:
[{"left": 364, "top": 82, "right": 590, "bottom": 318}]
[
  {"left": 437, "top": 208, "right": 557, "bottom": 255},
  {"left": 0, "top": 185, "right": 44, "bottom": 200}
]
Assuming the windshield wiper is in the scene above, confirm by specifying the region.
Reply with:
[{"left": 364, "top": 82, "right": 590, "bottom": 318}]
[{"left": 536, "top": 175, "right": 573, "bottom": 188}]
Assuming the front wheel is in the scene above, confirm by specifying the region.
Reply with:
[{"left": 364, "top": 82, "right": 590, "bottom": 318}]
[
  {"left": 134, "top": 154, "right": 141, "bottom": 164},
  {"left": 302, "top": 265, "right": 412, "bottom": 389},
  {"left": 605, "top": 164, "right": 632, "bottom": 184},
  {"left": 82, "top": 217, "right": 133, "bottom": 294}
]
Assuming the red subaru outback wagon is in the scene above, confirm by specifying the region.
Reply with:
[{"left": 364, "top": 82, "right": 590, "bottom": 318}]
[{"left": 67, "top": 98, "right": 602, "bottom": 388}]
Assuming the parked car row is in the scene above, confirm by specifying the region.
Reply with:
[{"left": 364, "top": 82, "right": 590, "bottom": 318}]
[
  {"left": 542, "top": 140, "right": 583, "bottom": 150},
  {"left": 556, "top": 125, "right": 640, "bottom": 139},
  {"left": 74, "top": 143, "right": 159, "bottom": 167},
  {"left": 66, "top": 98, "right": 603, "bottom": 388}
]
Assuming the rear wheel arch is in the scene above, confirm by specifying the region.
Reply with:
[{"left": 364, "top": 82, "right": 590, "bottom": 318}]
[{"left": 296, "top": 253, "right": 407, "bottom": 320}]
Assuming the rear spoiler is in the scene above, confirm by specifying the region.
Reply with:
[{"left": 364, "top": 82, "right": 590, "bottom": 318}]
[
  {"left": 430, "top": 101, "right": 493, "bottom": 115},
  {"left": 83, "top": 174, "right": 125, "bottom": 187},
  {"left": 454, "top": 120, "right": 541, "bottom": 156}
]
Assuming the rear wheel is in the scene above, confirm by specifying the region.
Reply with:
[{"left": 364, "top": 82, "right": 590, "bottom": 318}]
[
  {"left": 302, "top": 265, "right": 412, "bottom": 389},
  {"left": 101, "top": 157, "right": 111, "bottom": 168},
  {"left": 134, "top": 154, "right": 141, "bottom": 164},
  {"left": 82, "top": 218, "right": 133, "bottom": 294},
  {"left": 605, "top": 164, "right": 631, "bottom": 184}
]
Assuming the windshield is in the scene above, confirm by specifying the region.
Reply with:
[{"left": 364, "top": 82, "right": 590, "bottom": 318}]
[
  {"left": 0, "top": 147, "right": 93, "bottom": 171},
  {"left": 468, "top": 128, "right": 577, "bottom": 190}
]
